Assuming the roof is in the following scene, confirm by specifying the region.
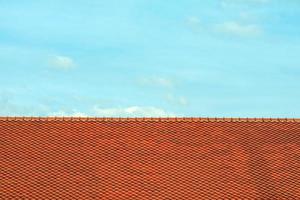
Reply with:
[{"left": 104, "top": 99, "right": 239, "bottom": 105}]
[{"left": 1, "top": 117, "right": 300, "bottom": 199}]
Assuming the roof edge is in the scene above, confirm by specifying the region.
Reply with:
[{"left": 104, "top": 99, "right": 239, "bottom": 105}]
[{"left": 0, "top": 117, "right": 299, "bottom": 123}]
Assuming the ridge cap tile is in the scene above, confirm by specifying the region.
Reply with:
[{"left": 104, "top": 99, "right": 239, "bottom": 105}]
[{"left": 0, "top": 117, "right": 299, "bottom": 122}]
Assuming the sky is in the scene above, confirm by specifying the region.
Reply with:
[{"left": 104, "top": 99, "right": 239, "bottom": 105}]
[{"left": 0, "top": 0, "right": 300, "bottom": 117}]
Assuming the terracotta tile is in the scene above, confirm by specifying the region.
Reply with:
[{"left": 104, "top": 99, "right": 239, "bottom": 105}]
[{"left": 0, "top": 117, "right": 300, "bottom": 199}]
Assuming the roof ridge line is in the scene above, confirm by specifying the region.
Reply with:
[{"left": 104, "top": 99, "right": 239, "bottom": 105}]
[{"left": 0, "top": 117, "right": 299, "bottom": 122}]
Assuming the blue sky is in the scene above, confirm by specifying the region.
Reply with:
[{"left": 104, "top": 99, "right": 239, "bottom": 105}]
[{"left": 0, "top": 0, "right": 300, "bottom": 117}]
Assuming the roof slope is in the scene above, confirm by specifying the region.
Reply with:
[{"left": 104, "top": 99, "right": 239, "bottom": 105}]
[{"left": 1, "top": 117, "right": 300, "bottom": 199}]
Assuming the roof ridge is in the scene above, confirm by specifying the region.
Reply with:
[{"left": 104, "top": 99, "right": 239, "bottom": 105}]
[{"left": 0, "top": 117, "right": 299, "bottom": 122}]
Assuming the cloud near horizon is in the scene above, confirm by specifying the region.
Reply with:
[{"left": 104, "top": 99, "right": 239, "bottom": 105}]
[
  {"left": 0, "top": 103, "right": 178, "bottom": 117},
  {"left": 93, "top": 106, "right": 177, "bottom": 117},
  {"left": 48, "top": 110, "right": 88, "bottom": 117}
]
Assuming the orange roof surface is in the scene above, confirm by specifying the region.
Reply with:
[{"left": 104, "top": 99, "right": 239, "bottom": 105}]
[{"left": 1, "top": 117, "right": 300, "bottom": 199}]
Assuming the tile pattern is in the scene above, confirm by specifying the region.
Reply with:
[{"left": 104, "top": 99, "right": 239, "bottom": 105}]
[{"left": 1, "top": 118, "right": 300, "bottom": 199}]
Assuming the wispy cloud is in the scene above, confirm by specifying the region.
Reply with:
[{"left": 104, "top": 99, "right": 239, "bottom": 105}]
[
  {"left": 50, "top": 55, "right": 75, "bottom": 70},
  {"left": 93, "top": 106, "right": 177, "bottom": 117},
  {"left": 138, "top": 76, "right": 175, "bottom": 88},
  {"left": 215, "top": 21, "right": 262, "bottom": 37},
  {"left": 184, "top": 15, "right": 263, "bottom": 38},
  {"left": 186, "top": 16, "right": 201, "bottom": 26},
  {"left": 165, "top": 94, "right": 189, "bottom": 106},
  {"left": 185, "top": 16, "right": 202, "bottom": 31},
  {"left": 221, "top": 0, "right": 270, "bottom": 7}
]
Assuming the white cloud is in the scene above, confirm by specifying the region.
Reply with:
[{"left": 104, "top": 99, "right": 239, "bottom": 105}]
[
  {"left": 48, "top": 106, "right": 177, "bottom": 117},
  {"left": 93, "top": 106, "right": 177, "bottom": 117},
  {"left": 215, "top": 21, "right": 262, "bottom": 37},
  {"left": 48, "top": 110, "right": 88, "bottom": 117},
  {"left": 0, "top": 104, "right": 178, "bottom": 117},
  {"left": 50, "top": 55, "right": 75, "bottom": 70},
  {"left": 138, "top": 76, "right": 175, "bottom": 88}
]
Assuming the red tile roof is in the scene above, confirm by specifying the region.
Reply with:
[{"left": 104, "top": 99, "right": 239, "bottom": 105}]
[{"left": 1, "top": 117, "right": 300, "bottom": 199}]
